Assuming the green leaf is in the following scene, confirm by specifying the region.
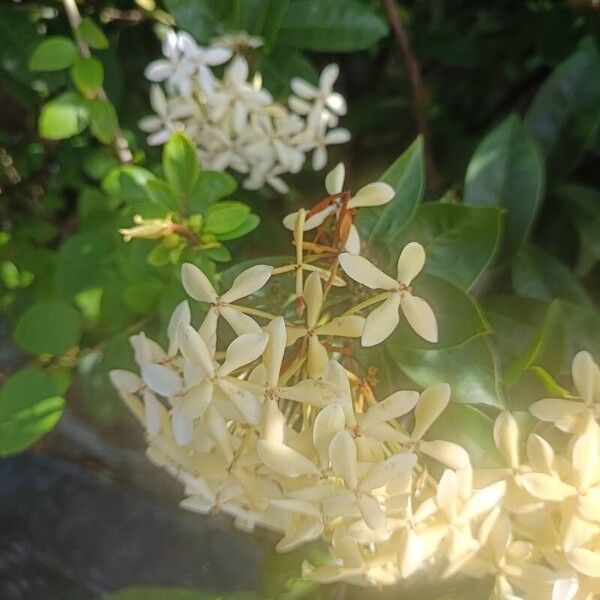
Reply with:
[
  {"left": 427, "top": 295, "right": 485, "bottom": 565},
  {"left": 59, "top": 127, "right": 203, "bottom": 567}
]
[
  {"left": 427, "top": 404, "right": 503, "bottom": 467},
  {"left": 279, "top": 0, "right": 388, "bottom": 51},
  {"left": 89, "top": 99, "right": 118, "bottom": 144},
  {"left": 187, "top": 170, "right": 237, "bottom": 212},
  {"left": 217, "top": 214, "right": 260, "bottom": 240},
  {"left": 511, "top": 244, "right": 592, "bottom": 306},
  {"left": 146, "top": 179, "right": 181, "bottom": 212},
  {"left": 205, "top": 202, "right": 251, "bottom": 235},
  {"left": 259, "top": 47, "right": 319, "bottom": 96},
  {"left": 77, "top": 17, "right": 109, "bottom": 50},
  {"left": 103, "top": 587, "right": 260, "bottom": 600},
  {"left": 163, "top": 132, "right": 200, "bottom": 197},
  {"left": 393, "top": 335, "right": 505, "bottom": 409},
  {"left": 162, "top": 0, "right": 224, "bottom": 43},
  {"left": 0, "top": 367, "right": 65, "bottom": 457},
  {"left": 14, "top": 300, "right": 82, "bottom": 355},
  {"left": 55, "top": 231, "right": 112, "bottom": 297},
  {"left": 390, "top": 274, "right": 490, "bottom": 350},
  {"left": 525, "top": 38, "right": 600, "bottom": 157},
  {"left": 464, "top": 114, "right": 545, "bottom": 258},
  {"left": 102, "top": 165, "right": 156, "bottom": 201},
  {"left": 555, "top": 184, "right": 600, "bottom": 275},
  {"left": 70, "top": 56, "right": 104, "bottom": 97},
  {"left": 257, "top": 0, "right": 290, "bottom": 46},
  {"left": 29, "top": 36, "right": 77, "bottom": 71},
  {"left": 395, "top": 203, "right": 502, "bottom": 291},
  {"left": 39, "top": 91, "right": 89, "bottom": 140},
  {"left": 359, "top": 137, "right": 425, "bottom": 270}
]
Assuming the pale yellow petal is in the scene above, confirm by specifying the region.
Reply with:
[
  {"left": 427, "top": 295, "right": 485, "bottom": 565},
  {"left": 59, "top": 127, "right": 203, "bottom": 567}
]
[
  {"left": 397, "top": 528, "right": 423, "bottom": 578},
  {"left": 325, "top": 162, "right": 345, "bottom": 194},
  {"left": 493, "top": 411, "right": 520, "bottom": 468},
  {"left": 219, "top": 305, "right": 262, "bottom": 335},
  {"left": 257, "top": 440, "right": 320, "bottom": 478},
  {"left": 400, "top": 293, "right": 438, "bottom": 343},
  {"left": 526, "top": 433, "right": 555, "bottom": 474},
  {"left": 182, "top": 379, "right": 214, "bottom": 419},
  {"left": 307, "top": 335, "right": 329, "bottom": 378},
  {"left": 264, "top": 316, "right": 286, "bottom": 387},
  {"left": 143, "top": 390, "right": 164, "bottom": 436},
  {"left": 437, "top": 469, "right": 458, "bottom": 521},
  {"left": 278, "top": 379, "right": 341, "bottom": 407},
  {"left": 109, "top": 369, "right": 143, "bottom": 395},
  {"left": 461, "top": 481, "right": 506, "bottom": 522},
  {"left": 358, "top": 495, "right": 386, "bottom": 530},
  {"left": 420, "top": 439, "right": 470, "bottom": 470},
  {"left": 519, "top": 473, "right": 576, "bottom": 501},
  {"left": 304, "top": 272, "right": 323, "bottom": 329},
  {"left": 348, "top": 181, "right": 394, "bottom": 208},
  {"left": 529, "top": 398, "right": 585, "bottom": 422},
  {"left": 221, "top": 264, "right": 273, "bottom": 303},
  {"left": 567, "top": 547, "right": 600, "bottom": 577},
  {"left": 276, "top": 517, "right": 323, "bottom": 552},
  {"left": 361, "top": 293, "right": 400, "bottom": 347},
  {"left": 412, "top": 383, "right": 450, "bottom": 440},
  {"left": 359, "top": 452, "right": 417, "bottom": 490},
  {"left": 181, "top": 262, "right": 217, "bottom": 302},
  {"left": 317, "top": 315, "right": 365, "bottom": 337},
  {"left": 313, "top": 403, "right": 345, "bottom": 467},
  {"left": 218, "top": 332, "right": 268, "bottom": 375},
  {"left": 178, "top": 324, "right": 215, "bottom": 374},
  {"left": 360, "top": 390, "right": 419, "bottom": 427},
  {"left": 216, "top": 378, "right": 262, "bottom": 425},
  {"left": 396, "top": 242, "right": 425, "bottom": 285},
  {"left": 206, "top": 405, "right": 234, "bottom": 463},
  {"left": 141, "top": 363, "right": 182, "bottom": 397},
  {"left": 338, "top": 252, "right": 397, "bottom": 290},
  {"left": 572, "top": 350, "right": 596, "bottom": 404},
  {"left": 571, "top": 431, "right": 598, "bottom": 490},
  {"left": 329, "top": 429, "right": 358, "bottom": 489}
]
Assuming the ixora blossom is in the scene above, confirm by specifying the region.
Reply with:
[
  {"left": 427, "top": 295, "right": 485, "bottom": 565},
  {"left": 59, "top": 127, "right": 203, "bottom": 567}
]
[
  {"left": 112, "top": 163, "right": 600, "bottom": 598},
  {"left": 141, "top": 29, "right": 350, "bottom": 193}
]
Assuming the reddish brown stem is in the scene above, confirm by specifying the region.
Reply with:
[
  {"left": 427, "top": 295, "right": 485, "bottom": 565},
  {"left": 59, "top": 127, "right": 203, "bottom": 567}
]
[{"left": 381, "top": 0, "right": 441, "bottom": 187}]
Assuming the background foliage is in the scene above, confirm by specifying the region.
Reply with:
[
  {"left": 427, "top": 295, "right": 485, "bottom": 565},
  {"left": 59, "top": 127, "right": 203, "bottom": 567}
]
[{"left": 1, "top": 0, "right": 599, "bottom": 597}]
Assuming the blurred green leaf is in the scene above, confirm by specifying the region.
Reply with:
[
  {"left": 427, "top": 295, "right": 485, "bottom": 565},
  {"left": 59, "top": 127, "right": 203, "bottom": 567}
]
[
  {"left": 102, "top": 165, "right": 156, "bottom": 201},
  {"left": 464, "top": 114, "right": 545, "bottom": 258},
  {"left": 217, "top": 214, "right": 260, "bottom": 241},
  {"left": 205, "top": 202, "right": 251, "bottom": 235},
  {"left": 0, "top": 367, "right": 65, "bottom": 457},
  {"left": 511, "top": 244, "right": 591, "bottom": 306},
  {"left": 163, "top": 0, "right": 224, "bottom": 44},
  {"left": 163, "top": 132, "right": 200, "bottom": 197},
  {"left": 89, "top": 99, "right": 118, "bottom": 144},
  {"left": 70, "top": 57, "right": 104, "bottom": 97},
  {"left": 39, "top": 91, "right": 89, "bottom": 140},
  {"left": 146, "top": 179, "right": 181, "bottom": 213},
  {"left": 396, "top": 203, "right": 503, "bottom": 290},
  {"left": 77, "top": 17, "right": 109, "bottom": 50},
  {"left": 279, "top": 0, "right": 388, "bottom": 51},
  {"left": 29, "top": 36, "right": 77, "bottom": 71},
  {"left": 260, "top": 47, "right": 318, "bottom": 96},
  {"left": 188, "top": 171, "right": 237, "bottom": 212},
  {"left": 525, "top": 38, "right": 600, "bottom": 157},
  {"left": 14, "top": 300, "right": 82, "bottom": 355}
]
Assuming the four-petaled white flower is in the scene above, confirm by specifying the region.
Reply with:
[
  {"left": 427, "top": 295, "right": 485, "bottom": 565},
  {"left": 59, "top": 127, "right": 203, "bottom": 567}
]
[{"left": 339, "top": 242, "right": 438, "bottom": 345}]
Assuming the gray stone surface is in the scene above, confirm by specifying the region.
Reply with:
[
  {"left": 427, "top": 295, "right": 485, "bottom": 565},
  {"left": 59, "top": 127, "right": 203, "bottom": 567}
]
[{"left": 0, "top": 453, "right": 265, "bottom": 600}]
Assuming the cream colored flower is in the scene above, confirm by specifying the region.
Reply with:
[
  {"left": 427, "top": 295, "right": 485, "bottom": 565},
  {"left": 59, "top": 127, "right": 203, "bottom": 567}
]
[
  {"left": 181, "top": 262, "right": 273, "bottom": 342},
  {"left": 530, "top": 351, "right": 600, "bottom": 433},
  {"left": 119, "top": 214, "right": 175, "bottom": 242},
  {"left": 339, "top": 242, "right": 438, "bottom": 345},
  {"left": 286, "top": 272, "right": 365, "bottom": 378}
]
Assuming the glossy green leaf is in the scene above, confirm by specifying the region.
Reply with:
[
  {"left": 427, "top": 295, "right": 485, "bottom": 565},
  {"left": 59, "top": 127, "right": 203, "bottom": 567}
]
[
  {"left": 279, "top": 0, "right": 388, "bottom": 52},
  {"left": 394, "top": 335, "right": 505, "bottom": 409},
  {"left": 525, "top": 38, "right": 600, "bottom": 157},
  {"left": 464, "top": 114, "right": 545, "bottom": 258},
  {"left": 511, "top": 244, "right": 591, "bottom": 306},
  {"left": 162, "top": 0, "right": 223, "bottom": 43},
  {"left": 102, "top": 165, "right": 156, "bottom": 201},
  {"left": 205, "top": 202, "right": 251, "bottom": 235},
  {"left": 555, "top": 184, "right": 600, "bottom": 275},
  {"left": 0, "top": 367, "right": 65, "bottom": 457},
  {"left": 187, "top": 170, "right": 237, "bottom": 212},
  {"left": 360, "top": 137, "right": 425, "bottom": 270},
  {"left": 259, "top": 47, "right": 318, "bottom": 96},
  {"left": 89, "top": 99, "right": 118, "bottom": 144},
  {"left": 427, "top": 404, "right": 503, "bottom": 467},
  {"left": 104, "top": 587, "right": 260, "bottom": 600},
  {"left": 146, "top": 179, "right": 181, "bottom": 213},
  {"left": 245, "top": 0, "right": 290, "bottom": 45},
  {"left": 217, "top": 214, "right": 260, "bottom": 241},
  {"left": 77, "top": 17, "right": 109, "bottom": 50},
  {"left": 389, "top": 274, "right": 490, "bottom": 350},
  {"left": 14, "top": 300, "right": 82, "bottom": 355},
  {"left": 396, "top": 203, "right": 503, "bottom": 290},
  {"left": 163, "top": 132, "right": 200, "bottom": 197},
  {"left": 70, "top": 57, "right": 104, "bottom": 97},
  {"left": 39, "top": 91, "right": 89, "bottom": 140},
  {"left": 29, "top": 36, "right": 77, "bottom": 71}
]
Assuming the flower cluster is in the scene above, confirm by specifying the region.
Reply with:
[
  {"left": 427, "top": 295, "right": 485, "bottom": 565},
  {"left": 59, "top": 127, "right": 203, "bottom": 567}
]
[
  {"left": 140, "top": 29, "right": 349, "bottom": 193},
  {"left": 111, "top": 163, "right": 600, "bottom": 598}
]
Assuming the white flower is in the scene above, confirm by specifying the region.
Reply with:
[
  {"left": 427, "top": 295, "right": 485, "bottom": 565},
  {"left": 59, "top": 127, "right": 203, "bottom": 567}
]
[
  {"left": 529, "top": 351, "right": 600, "bottom": 432},
  {"left": 339, "top": 242, "right": 438, "bottom": 345},
  {"left": 211, "top": 32, "right": 264, "bottom": 51},
  {"left": 180, "top": 262, "right": 273, "bottom": 343},
  {"left": 286, "top": 272, "right": 365, "bottom": 378}
]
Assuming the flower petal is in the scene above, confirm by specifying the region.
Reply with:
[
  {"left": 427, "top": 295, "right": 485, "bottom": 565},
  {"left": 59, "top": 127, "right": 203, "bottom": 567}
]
[
  {"left": 181, "top": 263, "right": 218, "bottom": 302},
  {"left": 257, "top": 440, "right": 320, "bottom": 478},
  {"left": 520, "top": 473, "right": 576, "bottom": 501},
  {"left": 360, "top": 390, "right": 419, "bottom": 428},
  {"left": 143, "top": 390, "right": 164, "bottom": 436},
  {"left": 329, "top": 429, "right": 358, "bottom": 489},
  {"left": 338, "top": 253, "right": 397, "bottom": 290},
  {"left": 567, "top": 547, "right": 600, "bottom": 578},
  {"left": 218, "top": 332, "right": 268, "bottom": 375},
  {"left": 221, "top": 264, "right": 273, "bottom": 303},
  {"left": 349, "top": 182, "right": 394, "bottom": 209},
  {"left": 178, "top": 324, "right": 215, "bottom": 374},
  {"left": 529, "top": 398, "right": 585, "bottom": 422},
  {"left": 307, "top": 335, "right": 329, "bottom": 379},
  {"left": 141, "top": 363, "right": 182, "bottom": 397},
  {"left": 264, "top": 317, "right": 287, "bottom": 388},
  {"left": 110, "top": 369, "right": 143, "bottom": 395},
  {"left": 420, "top": 439, "right": 470, "bottom": 469},
  {"left": 317, "top": 315, "right": 365, "bottom": 337},
  {"left": 412, "top": 383, "right": 450, "bottom": 440},
  {"left": 220, "top": 305, "right": 262, "bottom": 335},
  {"left": 217, "top": 378, "right": 262, "bottom": 425},
  {"left": 313, "top": 403, "right": 345, "bottom": 466},
  {"left": 493, "top": 411, "right": 520, "bottom": 468},
  {"left": 304, "top": 271, "right": 323, "bottom": 330},
  {"left": 325, "top": 162, "right": 345, "bottom": 195},
  {"left": 400, "top": 293, "right": 438, "bottom": 343},
  {"left": 396, "top": 242, "right": 426, "bottom": 285},
  {"left": 358, "top": 495, "right": 386, "bottom": 530},
  {"left": 361, "top": 293, "right": 401, "bottom": 347},
  {"left": 359, "top": 452, "right": 417, "bottom": 491}
]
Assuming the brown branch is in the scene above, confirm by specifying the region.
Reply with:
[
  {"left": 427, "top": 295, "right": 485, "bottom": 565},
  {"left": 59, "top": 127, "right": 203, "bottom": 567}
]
[
  {"left": 381, "top": 0, "right": 441, "bottom": 187},
  {"left": 62, "top": 0, "right": 133, "bottom": 164}
]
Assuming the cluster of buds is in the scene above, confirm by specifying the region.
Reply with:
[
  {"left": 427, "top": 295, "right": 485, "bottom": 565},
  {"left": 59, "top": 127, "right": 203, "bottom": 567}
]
[
  {"left": 111, "top": 163, "right": 600, "bottom": 599},
  {"left": 140, "top": 30, "right": 349, "bottom": 193}
]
